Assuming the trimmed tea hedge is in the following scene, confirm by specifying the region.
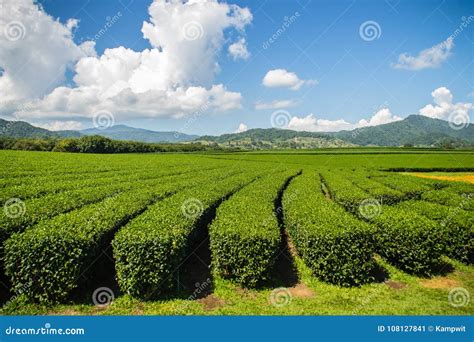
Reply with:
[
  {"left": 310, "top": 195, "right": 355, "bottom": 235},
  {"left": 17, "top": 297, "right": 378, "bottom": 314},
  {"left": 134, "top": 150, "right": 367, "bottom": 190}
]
[
  {"left": 4, "top": 167, "right": 233, "bottom": 303},
  {"left": 112, "top": 171, "right": 261, "bottom": 298},
  {"left": 346, "top": 171, "right": 404, "bottom": 204},
  {"left": 5, "top": 188, "right": 166, "bottom": 302},
  {"left": 0, "top": 163, "right": 220, "bottom": 205},
  {"left": 369, "top": 174, "right": 431, "bottom": 199},
  {"left": 0, "top": 166, "right": 222, "bottom": 237},
  {"left": 421, "top": 189, "right": 473, "bottom": 212},
  {"left": 209, "top": 169, "right": 300, "bottom": 287},
  {"left": 395, "top": 200, "right": 473, "bottom": 264},
  {"left": 320, "top": 171, "right": 368, "bottom": 214},
  {"left": 442, "top": 181, "right": 474, "bottom": 196},
  {"left": 367, "top": 205, "right": 445, "bottom": 275},
  {"left": 283, "top": 172, "right": 376, "bottom": 286}
]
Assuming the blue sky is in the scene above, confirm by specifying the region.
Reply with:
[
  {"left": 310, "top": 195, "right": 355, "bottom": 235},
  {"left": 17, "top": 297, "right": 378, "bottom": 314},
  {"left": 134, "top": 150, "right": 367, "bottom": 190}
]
[{"left": 1, "top": 0, "right": 473, "bottom": 134}]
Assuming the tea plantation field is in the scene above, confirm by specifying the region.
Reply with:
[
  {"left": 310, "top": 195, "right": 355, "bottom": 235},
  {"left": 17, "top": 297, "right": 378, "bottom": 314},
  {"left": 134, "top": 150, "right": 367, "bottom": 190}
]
[{"left": 0, "top": 149, "right": 473, "bottom": 315}]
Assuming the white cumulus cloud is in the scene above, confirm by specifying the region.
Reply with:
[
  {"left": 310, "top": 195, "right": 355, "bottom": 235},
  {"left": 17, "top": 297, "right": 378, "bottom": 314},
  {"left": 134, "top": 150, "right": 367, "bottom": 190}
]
[
  {"left": 235, "top": 122, "right": 248, "bottom": 133},
  {"left": 419, "top": 86, "right": 472, "bottom": 121},
  {"left": 262, "top": 69, "right": 316, "bottom": 90},
  {"left": 287, "top": 108, "right": 402, "bottom": 132},
  {"left": 1, "top": 0, "right": 252, "bottom": 124},
  {"left": 392, "top": 38, "right": 453, "bottom": 70},
  {"left": 356, "top": 108, "right": 402, "bottom": 127},
  {"left": 255, "top": 99, "right": 296, "bottom": 110},
  {"left": 228, "top": 37, "right": 250, "bottom": 60},
  {"left": 288, "top": 114, "right": 352, "bottom": 132},
  {"left": 34, "top": 120, "right": 84, "bottom": 131},
  {"left": 0, "top": 0, "right": 95, "bottom": 106}
]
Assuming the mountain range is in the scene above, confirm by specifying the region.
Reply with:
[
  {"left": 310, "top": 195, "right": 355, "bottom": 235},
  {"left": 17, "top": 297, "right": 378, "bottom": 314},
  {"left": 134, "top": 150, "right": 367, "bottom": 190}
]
[
  {"left": 0, "top": 119, "right": 197, "bottom": 143},
  {"left": 0, "top": 115, "right": 472, "bottom": 148},
  {"left": 328, "top": 115, "right": 474, "bottom": 146},
  {"left": 80, "top": 125, "right": 198, "bottom": 143},
  {"left": 198, "top": 115, "right": 473, "bottom": 148}
]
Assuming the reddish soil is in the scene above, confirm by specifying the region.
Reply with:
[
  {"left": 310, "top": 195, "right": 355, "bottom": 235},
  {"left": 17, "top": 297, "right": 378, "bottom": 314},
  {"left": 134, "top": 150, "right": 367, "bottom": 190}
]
[
  {"left": 198, "top": 294, "right": 226, "bottom": 311},
  {"left": 385, "top": 280, "right": 407, "bottom": 290}
]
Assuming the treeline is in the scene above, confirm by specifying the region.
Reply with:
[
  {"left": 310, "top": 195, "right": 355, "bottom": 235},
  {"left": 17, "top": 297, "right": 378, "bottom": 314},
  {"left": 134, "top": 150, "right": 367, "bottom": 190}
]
[{"left": 0, "top": 135, "right": 219, "bottom": 153}]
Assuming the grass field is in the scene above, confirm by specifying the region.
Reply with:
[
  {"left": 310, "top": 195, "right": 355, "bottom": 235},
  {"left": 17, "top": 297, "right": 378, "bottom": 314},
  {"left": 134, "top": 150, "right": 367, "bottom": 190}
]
[{"left": 0, "top": 149, "right": 473, "bottom": 315}]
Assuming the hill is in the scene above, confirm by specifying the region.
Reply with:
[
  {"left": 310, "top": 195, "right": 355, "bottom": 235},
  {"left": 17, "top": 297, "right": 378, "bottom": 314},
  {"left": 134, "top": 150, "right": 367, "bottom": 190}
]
[
  {"left": 196, "top": 115, "right": 473, "bottom": 149},
  {"left": 197, "top": 128, "right": 353, "bottom": 149},
  {"left": 0, "top": 119, "right": 81, "bottom": 138},
  {"left": 0, "top": 119, "right": 197, "bottom": 143},
  {"left": 81, "top": 125, "right": 198, "bottom": 143},
  {"left": 328, "top": 115, "right": 474, "bottom": 147},
  {"left": 1, "top": 115, "right": 472, "bottom": 148}
]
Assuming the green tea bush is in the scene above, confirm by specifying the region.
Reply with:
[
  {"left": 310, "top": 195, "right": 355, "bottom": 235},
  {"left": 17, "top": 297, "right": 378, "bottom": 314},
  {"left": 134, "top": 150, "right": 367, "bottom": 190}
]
[
  {"left": 320, "top": 171, "right": 368, "bottom": 214},
  {"left": 113, "top": 172, "right": 258, "bottom": 298},
  {"left": 421, "top": 190, "right": 473, "bottom": 212},
  {"left": 4, "top": 188, "right": 164, "bottom": 302},
  {"left": 0, "top": 166, "right": 223, "bottom": 236},
  {"left": 209, "top": 170, "right": 300, "bottom": 287},
  {"left": 3, "top": 168, "right": 230, "bottom": 303},
  {"left": 347, "top": 171, "right": 405, "bottom": 204},
  {"left": 395, "top": 200, "right": 473, "bottom": 264},
  {"left": 283, "top": 172, "right": 376, "bottom": 286},
  {"left": 367, "top": 206, "right": 445, "bottom": 275},
  {"left": 369, "top": 174, "right": 431, "bottom": 199}
]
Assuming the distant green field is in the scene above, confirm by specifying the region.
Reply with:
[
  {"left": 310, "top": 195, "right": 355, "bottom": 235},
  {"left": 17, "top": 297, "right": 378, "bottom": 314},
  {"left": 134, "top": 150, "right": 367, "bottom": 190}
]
[
  {"left": 0, "top": 149, "right": 473, "bottom": 315},
  {"left": 208, "top": 149, "right": 474, "bottom": 170}
]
